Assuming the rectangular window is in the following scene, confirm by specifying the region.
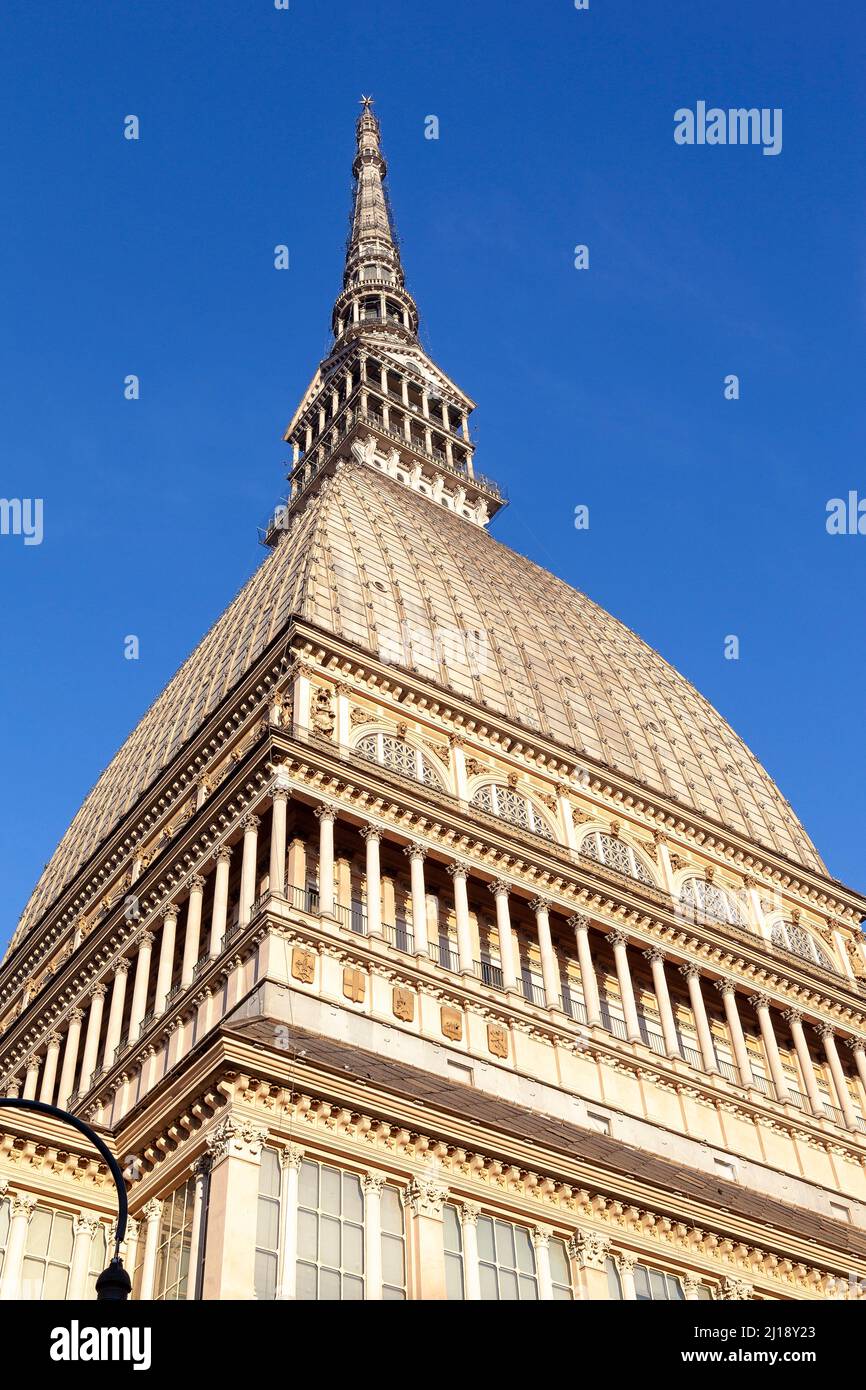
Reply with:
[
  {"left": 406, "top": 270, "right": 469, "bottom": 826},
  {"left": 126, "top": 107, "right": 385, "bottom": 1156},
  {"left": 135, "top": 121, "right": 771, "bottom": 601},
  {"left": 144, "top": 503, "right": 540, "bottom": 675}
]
[
  {"left": 297, "top": 1160, "right": 365, "bottom": 1300},
  {"left": 477, "top": 1216, "right": 538, "bottom": 1300},
  {"left": 443, "top": 1204, "right": 465, "bottom": 1300},
  {"left": 634, "top": 1264, "right": 685, "bottom": 1301},
  {"left": 154, "top": 1176, "right": 199, "bottom": 1301},
  {"left": 21, "top": 1208, "right": 74, "bottom": 1300},
  {"left": 549, "top": 1237, "right": 573, "bottom": 1300},
  {"left": 380, "top": 1184, "right": 406, "bottom": 1300},
  {"left": 255, "top": 1147, "right": 281, "bottom": 1301}
]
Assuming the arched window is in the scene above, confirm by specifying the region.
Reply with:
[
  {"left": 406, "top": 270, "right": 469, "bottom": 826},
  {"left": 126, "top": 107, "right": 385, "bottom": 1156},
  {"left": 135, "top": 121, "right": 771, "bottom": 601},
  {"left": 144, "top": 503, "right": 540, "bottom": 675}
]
[
  {"left": 580, "top": 832, "right": 655, "bottom": 887},
  {"left": 470, "top": 783, "right": 555, "bottom": 840},
  {"left": 356, "top": 732, "right": 445, "bottom": 789},
  {"left": 678, "top": 877, "right": 746, "bottom": 929},
  {"left": 770, "top": 920, "right": 836, "bottom": 973}
]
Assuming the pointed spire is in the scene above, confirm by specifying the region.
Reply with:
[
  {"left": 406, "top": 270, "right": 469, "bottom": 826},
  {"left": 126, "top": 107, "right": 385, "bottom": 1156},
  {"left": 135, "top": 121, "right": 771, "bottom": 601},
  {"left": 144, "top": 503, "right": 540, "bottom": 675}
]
[{"left": 331, "top": 98, "right": 419, "bottom": 344}]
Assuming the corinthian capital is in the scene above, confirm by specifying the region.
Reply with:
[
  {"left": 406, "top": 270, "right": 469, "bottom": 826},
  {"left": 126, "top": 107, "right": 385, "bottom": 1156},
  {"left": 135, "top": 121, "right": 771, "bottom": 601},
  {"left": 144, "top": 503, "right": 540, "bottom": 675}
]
[
  {"left": 529, "top": 897, "right": 551, "bottom": 915},
  {"left": 405, "top": 1175, "right": 448, "bottom": 1218},
  {"left": 403, "top": 842, "right": 427, "bottom": 863},
  {"left": 568, "top": 1228, "right": 611, "bottom": 1270}
]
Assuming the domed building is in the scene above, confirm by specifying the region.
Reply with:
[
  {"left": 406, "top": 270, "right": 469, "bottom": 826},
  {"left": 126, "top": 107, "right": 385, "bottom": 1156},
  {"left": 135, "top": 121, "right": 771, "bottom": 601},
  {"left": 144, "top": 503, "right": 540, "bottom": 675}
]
[{"left": 1, "top": 100, "right": 866, "bottom": 1303}]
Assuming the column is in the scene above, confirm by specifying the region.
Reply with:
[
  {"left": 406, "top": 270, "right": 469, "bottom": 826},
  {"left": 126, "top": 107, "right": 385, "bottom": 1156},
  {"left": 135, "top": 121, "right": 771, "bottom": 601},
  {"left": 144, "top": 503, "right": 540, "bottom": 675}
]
[
  {"left": 450, "top": 736, "right": 468, "bottom": 801},
  {"left": 38, "top": 1032, "right": 62, "bottom": 1103},
  {"left": 154, "top": 904, "right": 179, "bottom": 1017},
  {"left": 447, "top": 862, "right": 473, "bottom": 974},
  {"left": 847, "top": 1038, "right": 866, "bottom": 1121},
  {"left": 405, "top": 1176, "right": 449, "bottom": 1300},
  {"left": 138, "top": 1199, "right": 163, "bottom": 1300},
  {"left": 606, "top": 931, "right": 641, "bottom": 1043},
  {"left": 680, "top": 965, "right": 719, "bottom": 1074},
  {"left": 818, "top": 1025, "right": 857, "bottom": 1128},
  {"left": 531, "top": 899, "right": 561, "bottom": 1010},
  {"left": 209, "top": 846, "right": 233, "bottom": 956},
  {"left": 128, "top": 930, "right": 155, "bottom": 1040},
  {"left": 783, "top": 1009, "right": 822, "bottom": 1116},
  {"left": 201, "top": 1115, "right": 268, "bottom": 1300},
  {"left": 716, "top": 980, "right": 753, "bottom": 1088},
  {"left": 488, "top": 882, "right": 517, "bottom": 991},
  {"left": 185, "top": 1154, "right": 212, "bottom": 1301},
  {"left": 644, "top": 949, "right": 680, "bottom": 1058},
  {"left": 276, "top": 1144, "right": 303, "bottom": 1301},
  {"left": 78, "top": 983, "right": 107, "bottom": 1095},
  {"left": 68, "top": 1215, "right": 100, "bottom": 1299},
  {"left": 56, "top": 1007, "right": 84, "bottom": 1108},
  {"left": 405, "top": 845, "right": 430, "bottom": 957},
  {"left": 315, "top": 804, "right": 336, "bottom": 917},
  {"left": 568, "top": 916, "right": 601, "bottom": 1026},
  {"left": 749, "top": 994, "right": 788, "bottom": 1102},
  {"left": 568, "top": 1228, "right": 612, "bottom": 1301},
  {"left": 556, "top": 786, "right": 577, "bottom": 849},
  {"left": 614, "top": 1250, "right": 638, "bottom": 1301},
  {"left": 238, "top": 814, "right": 260, "bottom": 926},
  {"left": 101, "top": 960, "right": 130, "bottom": 1072},
  {"left": 532, "top": 1226, "right": 554, "bottom": 1300},
  {"left": 0, "top": 1193, "right": 36, "bottom": 1300},
  {"left": 22, "top": 1057, "right": 40, "bottom": 1101},
  {"left": 459, "top": 1203, "right": 482, "bottom": 1300},
  {"left": 180, "top": 876, "right": 206, "bottom": 989},
  {"left": 362, "top": 1173, "right": 384, "bottom": 1301},
  {"left": 360, "top": 826, "right": 383, "bottom": 937},
  {"left": 269, "top": 786, "right": 289, "bottom": 899},
  {"left": 682, "top": 1276, "right": 704, "bottom": 1302}
]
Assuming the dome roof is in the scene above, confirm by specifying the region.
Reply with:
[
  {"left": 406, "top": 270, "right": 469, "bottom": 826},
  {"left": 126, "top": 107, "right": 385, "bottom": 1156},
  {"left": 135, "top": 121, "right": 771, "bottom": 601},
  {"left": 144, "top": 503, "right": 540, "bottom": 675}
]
[{"left": 10, "top": 460, "right": 823, "bottom": 948}]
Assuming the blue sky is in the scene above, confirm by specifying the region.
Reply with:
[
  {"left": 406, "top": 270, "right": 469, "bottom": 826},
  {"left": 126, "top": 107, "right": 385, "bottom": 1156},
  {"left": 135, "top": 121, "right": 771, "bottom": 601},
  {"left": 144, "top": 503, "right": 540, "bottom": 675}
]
[{"left": 2, "top": 0, "right": 865, "bottom": 951}]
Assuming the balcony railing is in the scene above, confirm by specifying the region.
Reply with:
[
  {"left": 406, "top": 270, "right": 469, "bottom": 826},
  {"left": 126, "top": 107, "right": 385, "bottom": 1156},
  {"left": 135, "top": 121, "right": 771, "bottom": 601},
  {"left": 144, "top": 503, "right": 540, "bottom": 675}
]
[
  {"left": 429, "top": 941, "right": 460, "bottom": 974},
  {"left": 474, "top": 960, "right": 504, "bottom": 991},
  {"left": 823, "top": 1101, "right": 845, "bottom": 1125},
  {"left": 382, "top": 922, "right": 414, "bottom": 955}
]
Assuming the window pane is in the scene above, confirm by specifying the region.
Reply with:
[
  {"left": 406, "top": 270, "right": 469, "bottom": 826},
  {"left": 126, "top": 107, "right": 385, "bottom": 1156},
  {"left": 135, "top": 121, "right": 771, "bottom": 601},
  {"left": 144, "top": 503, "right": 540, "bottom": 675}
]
[
  {"left": 518, "top": 1275, "right": 538, "bottom": 1300},
  {"left": 320, "top": 1215, "right": 341, "bottom": 1268},
  {"left": 342, "top": 1173, "right": 363, "bottom": 1223},
  {"left": 649, "top": 1269, "right": 667, "bottom": 1301},
  {"left": 495, "top": 1221, "right": 516, "bottom": 1270},
  {"left": 479, "top": 1263, "right": 498, "bottom": 1300},
  {"left": 319, "top": 1267, "right": 341, "bottom": 1301},
  {"left": 443, "top": 1205, "right": 462, "bottom": 1253},
  {"left": 259, "top": 1148, "right": 280, "bottom": 1198},
  {"left": 514, "top": 1226, "right": 535, "bottom": 1275},
  {"left": 382, "top": 1232, "right": 404, "bottom": 1288},
  {"left": 343, "top": 1274, "right": 364, "bottom": 1300},
  {"left": 256, "top": 1196, "right": 279, "bottom": 1253},
  {"left": 477, "top": 1218, "right": 495, "bottom": 1263},
  {"left": 383, "top": 1285, "right": 405, "bottom": 1301},
  {"left": 26, "top": 1209, "right": 52, "bottom": 1256},
  {"left": 51, "top": 1215, "right": 75, "bottom": 1264},
  {"left": 321, "top": 1167, "right": 341, "bottom": 1215},
  {"left": 499, "top": 1268, "right": 519, "bottom": 1300},
  {"left": 380, "top": 1186, "right": 402, "bottom": 1235},
  {"left": 606, "top": 1257, "right": 623, "bottom": 1300},
  {"left": 21, "top": 1258, "right": 44, "bottom": 1298},
  {"left": 343, "top": 1222, "right": 364, "bottom": 1276},
  {"left": 445, "top": 1252, "right": 464, "bottom": 1300},
  {"left": 299, "top": 1161, "right": 319, "bottom": 1209},
  {"left": 297, "top": 1210, "right": 318, "bottom": 1262},
  {"left": 549, "top": 1239, "right": 570, "bottom": 1288},
  {"left": 296, "top": 1261, "right": 318, "bottom": 1300},
  {"left": 254, "top": 1250, "right": 277, "bottom": 1301},
  {"left": 634, "top": 1265, "right": 651, "bottom": 1300}
]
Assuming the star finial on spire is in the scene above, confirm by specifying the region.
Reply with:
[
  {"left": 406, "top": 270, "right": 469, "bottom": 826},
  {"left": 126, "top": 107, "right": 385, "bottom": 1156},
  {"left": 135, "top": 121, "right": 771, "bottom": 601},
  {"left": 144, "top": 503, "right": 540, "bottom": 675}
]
[{"left": 360, "top": 94, "right": 374, "bottom": 112}]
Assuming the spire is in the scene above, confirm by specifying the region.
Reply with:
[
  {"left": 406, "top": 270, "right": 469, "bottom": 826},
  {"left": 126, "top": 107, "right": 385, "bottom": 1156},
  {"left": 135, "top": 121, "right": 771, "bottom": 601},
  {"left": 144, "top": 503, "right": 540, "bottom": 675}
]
[{"left": 331, "top": 98, "right": 419, "bottom": 344}]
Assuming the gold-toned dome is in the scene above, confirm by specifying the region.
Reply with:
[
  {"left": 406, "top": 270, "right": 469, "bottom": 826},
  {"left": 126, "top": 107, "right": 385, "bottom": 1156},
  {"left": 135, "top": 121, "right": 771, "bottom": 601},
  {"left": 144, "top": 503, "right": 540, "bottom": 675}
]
[{"left": 12, "top": 459, "right": 823, "bottom": 948}]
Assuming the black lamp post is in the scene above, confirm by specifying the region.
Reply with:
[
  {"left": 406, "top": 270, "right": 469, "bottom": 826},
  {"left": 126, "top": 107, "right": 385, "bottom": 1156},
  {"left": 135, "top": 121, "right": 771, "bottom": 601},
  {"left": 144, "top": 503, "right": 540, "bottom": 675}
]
[{"left": 0, "top": 1097, "right": 131, "bottom": 1300}]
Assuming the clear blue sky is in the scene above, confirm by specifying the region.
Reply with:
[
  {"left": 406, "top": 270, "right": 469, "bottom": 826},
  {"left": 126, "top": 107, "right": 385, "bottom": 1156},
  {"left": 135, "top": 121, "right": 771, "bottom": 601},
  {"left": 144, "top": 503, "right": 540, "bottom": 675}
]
[{"left": 2, "top": 0, "right": 865, "bottom": 952}]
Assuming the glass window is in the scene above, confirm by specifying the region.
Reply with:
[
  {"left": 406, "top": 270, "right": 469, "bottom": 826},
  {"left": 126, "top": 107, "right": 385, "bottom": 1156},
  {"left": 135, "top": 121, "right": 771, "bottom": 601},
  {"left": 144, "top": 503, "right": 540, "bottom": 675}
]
[
  {"left": 470, "top": 784, "right": 555, "bottom": 841},
  {"left": 154, "top": 1176, "right": 199, "bottom": 1301},
  {"left": 85, "top": 1224, "right": 108, "bottom": 1300},
  {"left": 606, "top": 1255, "right": 623, "bottom": 1300},
  {"left": 679, "top": 878, "right": 746, "bottom": 929},
  {"left": 356, "top": 732, "right": 445, "bottom": 789},
  {"left": 21, "top": 1207, "right": 75, "bottom": 1300},
  {"left": 549, "top": 1237, "right": 573, "bottom": 1300},
  {"left": 255, "top": 1148, "right": 281, "bottom": 1301},
  {"left": 634, "top": 1263, "right": 685, "bottom": 1301},
  {"left": 770, "top": 921, "right": 836, "bottom": 972},
  {"left": 297, "top": 1160, "right": 365, "bottom": 1300},
  {"left": 443, "top": 1204, "right": 464, "bottom": 1300},
  {"left": 477, "top": 1216, "right": 538, "bottom": 1300},
  {"left": 380, "top": 1185, "right": 406, "bottom": 1300}
]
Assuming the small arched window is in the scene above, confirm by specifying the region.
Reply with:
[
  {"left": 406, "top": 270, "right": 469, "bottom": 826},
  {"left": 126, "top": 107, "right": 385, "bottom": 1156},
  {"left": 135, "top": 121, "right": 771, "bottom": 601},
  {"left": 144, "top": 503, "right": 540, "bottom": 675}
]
[
  {"left": 470, "top": 783, "right": 555, "bottom": 840},
  {"left": 580, "top": 832, "right": 655, "bottom": 887},
  {"left": 679, "top": 877, "right": 746, "bottom": 929},
  {"left": 356, "top": 732, "right": 445, "bottom": 789},
  {"left": 771, "top": 921, "right": 836, "bottom": 973}
]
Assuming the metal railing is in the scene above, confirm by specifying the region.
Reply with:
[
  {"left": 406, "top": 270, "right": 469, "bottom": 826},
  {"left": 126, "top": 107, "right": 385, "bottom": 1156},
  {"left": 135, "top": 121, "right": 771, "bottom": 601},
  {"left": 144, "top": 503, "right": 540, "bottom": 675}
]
[
  {"left": 382, "top": 922, "right": 414, "bottom": 955},
  {"left": 428, "top": 941, "right": 460, "bottom": 974},
  {"left": 562, "top": 988, "right": 588, "bottom": 1024},
  {"left": 474, "top": 960, "right": 504, "bottom": 991},
  {"left": 717, "top": 1059, "right": 739, "bottom": 1084},
  {"left": 192, "top": 953, "right": 210, "bottom": 982},
  {"left": 333, "top": 902, "right": 368, "bottom": 936},
  {"left": 114, "top": 1036, "right": 129, "bottom": 1063},
  {"left": 521, "top": 977, "right": 547, "bottom": 1009},
  {"left": 823, "top": 1101, "right": 845, "bottom": 1125}
]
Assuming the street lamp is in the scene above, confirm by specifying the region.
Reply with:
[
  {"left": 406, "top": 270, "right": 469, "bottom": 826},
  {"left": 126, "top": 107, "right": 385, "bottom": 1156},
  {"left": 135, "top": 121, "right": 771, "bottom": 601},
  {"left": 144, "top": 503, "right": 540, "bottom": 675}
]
[{"left": 0, "top": 1097, "right": 131, "bottom": 1300}]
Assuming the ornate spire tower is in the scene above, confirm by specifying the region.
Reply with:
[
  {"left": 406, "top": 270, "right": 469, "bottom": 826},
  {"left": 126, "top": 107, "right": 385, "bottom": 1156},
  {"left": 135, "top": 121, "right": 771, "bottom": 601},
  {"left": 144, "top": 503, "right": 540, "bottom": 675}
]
[{"left": 276, "top": 98, "right": 505, "bottom": 537}]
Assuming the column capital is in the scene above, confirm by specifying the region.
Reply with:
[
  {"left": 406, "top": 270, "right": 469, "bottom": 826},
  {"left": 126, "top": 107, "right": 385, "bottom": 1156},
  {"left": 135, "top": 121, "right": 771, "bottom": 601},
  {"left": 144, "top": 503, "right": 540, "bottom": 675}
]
[
  {"left": 748, "top": 993, "right": 771, "bottom": 1011},
  {"left": 278, "top": 1143, "right": 304, "bottom": 1173},
  {"left": 681, "top": 1275, "right": 704, "bottom": 1297},
  {"left": 271, "top": 783, "right": 291, "bottom": 805},
  {"left": 719, "top": 1276, "right": 754, "bottom": 1301},
  {"left": 361, "top": 1171, "right": 386, "bottom": 1197},
  {"left": 714, "top": 977, "right": 737, "bottom": 997},
  {"left": 488, "top": 879, "right": 510, "bottom": 899},
  {"left": 605, "top": 929, "right": 629, "bottom": 949},
  {"left": 567, "top": 913, "right": 590, "bottom": 933},
  {"left": 815, "top": 1021, "right": 836, "bottom": 1041},
  {"left": 359, "top": 824, "right": 383, "bottom": 844},
  {"left": 192, "top": 1153, "right": 213, "bottom": 1180},
  {"left": 10, "top": 1192, "right": 37, "bottom": 1220},
  {"left": 405, "top": 1175, "right": 448, "bottom": 1218},
  {"left": 68, "top": 1007, "right": 84, "bottom": 1025},
  {"left": 46, "top": 1031, "right": 62, "bottom": 1049},
  {"left": 567, "top": 1227, "right": 610, "bottom": 1270},
  {"left": 73, "top": 1214, "right": 101, "bottom": 1238},
  {"left": 613, "top": 1249, "right": 639, "bottom": 1274},
  {"left": 531, "top": 1224, "right": 552, "bottom": 1250},
  {"left": 314, "top": 802, "right": 337, "bottom": 824},
  {"left": 846, "top": 1036, "right": 866, "bottom": 1055},
  {"left": 643, "top": 946, "right": 667, "bottom": 965},
  {"left": 136, "top": 930, "right": 156, "bottom": 951},
  {"left": 529, "top": 897, "right": 551, "bottom": 915},
  {"left": 205, "top": 1114, "right": 269, "bottom": 1165},
  {"left": 189, "top": 873, "right": 206, "bottom": 893},
  {"left": 782, "top": 1007, "right": 804, "bottom": 1026},
  {"left": 212, "top": 844, "right": 233, "bottom": 866},
  {"left": 459, "top": 1201, "right": 481, "bottom": 1226},
  {"left": 161, "top": 902, "right": 180, "bottom": 923},
  {"left": 89, "top": 981, "right": 108, "bottom": 1001},
  {"left": 141, "top": 1198, "right": 163, "bottom": 1225},
  {"left": 113, "top": 957, "right": 131, "bottom": 977},
  {"left": 679, "top": 963, "right": 702, "bottom": 982},
  {"left": 403, "top": 842, "right": 428, "bottom": 863},
  {"left": 446, "top": 860, "right": 469, "bottom": 881},
  {"left": 241, "top": 813, "right": 261, "bottom": 834}
]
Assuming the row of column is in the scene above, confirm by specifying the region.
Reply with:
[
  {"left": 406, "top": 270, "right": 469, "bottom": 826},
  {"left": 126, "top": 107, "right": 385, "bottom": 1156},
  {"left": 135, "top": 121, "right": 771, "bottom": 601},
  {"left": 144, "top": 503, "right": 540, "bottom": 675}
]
[{"left": 0, "top": 1189, "right": 112, "bottom": 1302}]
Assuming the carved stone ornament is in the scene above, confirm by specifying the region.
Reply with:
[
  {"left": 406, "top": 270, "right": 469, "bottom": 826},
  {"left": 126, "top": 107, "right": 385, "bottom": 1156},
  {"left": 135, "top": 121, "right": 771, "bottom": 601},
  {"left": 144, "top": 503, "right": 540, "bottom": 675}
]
[
  {"left": 311, "top": 685, "right": 336, "bottom": 740},
  {"left": 393, "top": 987, "right": 414, "bottom": 1022},
  {"left": 292, "top": 948, "right": 316, "bottom": 984},
  {"left": 487, "top": 1023, "right": 509, "bottom": 1058},
  {"left": 343, "top": 967, "right": 366, "bottom": 1003},
  {"left": 568, "top": 1228, "right": 611, "bottom": 1270},
  {"left": 205, "top": 1115, "right": 269, "bottom": 1165},
  {"left": 441, "top": 1007, "right": 462, "bottom": 1041},
  {"left": 405, "top": 1176, "right": 448, "bottom": 1218}
]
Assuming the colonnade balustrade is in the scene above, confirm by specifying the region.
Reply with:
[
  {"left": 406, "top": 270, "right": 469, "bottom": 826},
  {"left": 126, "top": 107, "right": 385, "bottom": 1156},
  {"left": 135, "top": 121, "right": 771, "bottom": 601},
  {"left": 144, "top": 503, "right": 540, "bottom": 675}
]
[{"left": 5, "top": 788, "right": 866, "bottom": 1142}]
